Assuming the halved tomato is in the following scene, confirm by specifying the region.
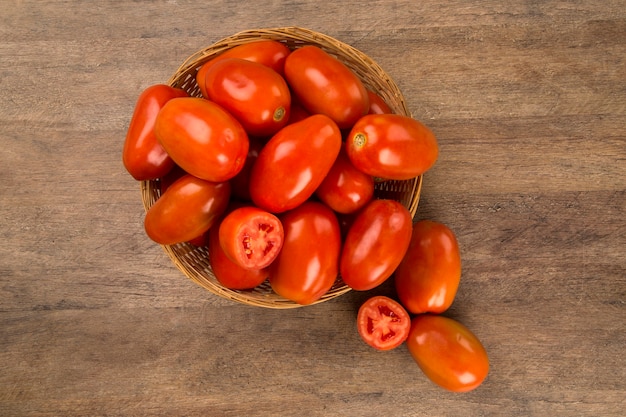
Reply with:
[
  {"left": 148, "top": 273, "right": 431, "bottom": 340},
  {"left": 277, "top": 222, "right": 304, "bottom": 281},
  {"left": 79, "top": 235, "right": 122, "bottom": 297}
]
[
  {"left": 218, "top": 206, "right": 284, "bottom": 270},
  {"left": 357, "top": 296, "right": 411, "bottom": 351},
  {"left": 208, "top": 221, "right": 268, "bottom": 290}
]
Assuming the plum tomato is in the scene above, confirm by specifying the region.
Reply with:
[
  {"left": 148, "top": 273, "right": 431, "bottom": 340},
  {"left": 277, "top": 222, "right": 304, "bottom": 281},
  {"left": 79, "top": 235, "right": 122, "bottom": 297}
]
[
  {"left": 268, "top": 201, "right": 341, "bottom": 305},
  {"left": 357, "top": 296, "right": 411, "bottom": 351},
  {"left": 204, "top": 58, "right": 291, "bottom": 137},
  {"left": 218, "top": 206, "right": 284, "bottom": 270},
  {"left": 346, "top": 114, "right": 439, "bottom": 180},
  {"left": 395, "top": 220, "right": 462, "bottom": 314},
  {"left": 208, "top": 220, "right": 268, "bottom": 290},
  {"left": 314, "top": 148, "right": 374, "bottom": 214},
  {"left": 144, "top": 174, "right": 230, "bottom": 245},
  {"left": 367, "top": 90, "right": 392, "bottom": 115},
  {"left": 284, "top": 45, "right": 369, "bottom": 129},
  {"left": 229, "top": 137, "right": 264, "bottom": 201},
  {"left": 196, "top": 40, "right": 291, "bottom": 98},
  {"left": 407, "top": 315, "right": 489, "bottom": 392},
  {"left": 122, "top": 84, "right": 188, "bottom": 181},
  {"left": 249, "top": 114, "right": 342, "bottom": 213},
  {"left": 154, "top": 97, "right": 249, "bottom": 183},
  {"left": 340, "top": 199, "right": 413, "bottom": 291}
]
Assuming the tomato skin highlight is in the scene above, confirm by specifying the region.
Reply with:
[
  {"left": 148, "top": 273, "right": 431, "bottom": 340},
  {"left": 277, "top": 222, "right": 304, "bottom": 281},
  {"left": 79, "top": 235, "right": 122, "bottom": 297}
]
[
  {"left": 269, "top": 202, "right": 341, "bottom": 305},
  {"left": 204, "top": 58, "right": 291, "bottom": 137},
  {"left": 196, "top": 40, "right": 291, "bottom": 98},
  {"left": 346, "top": 114, "right": 439, "bottom": 180},
  {"left": 315, "top": 148, "right": 374, "bottom": 214},
  {"left": 154, "top": 97, "right": 249, "bottom": 183},
  {"left": 122, "top": 84, "right": 188, "bottom": 180},
  {"left": 218, "top": 206, "right": 284, "bottom": 270},
  {"left": 357, "top": 296, "right": 411, "bottom": 351},
  {"left": 340, "top": 199, "right": 413, "bottom": 291},
  {"left": 208, "top": 220, "right": 268, "bottom": 290},
  {"left": 395, "top": 220, "right": 462, "bottom": 314},
  {"left": 407, "top": 315, "right": 489, "bottom": 392},
  {"left": 144, "top": 174, "right": 230, "bottom": 245},
  {"left": 284, "top": 45, "right": 369, "bottom": 129},
  {"left": 249, "top": 114, "right": 342, "bottom": 213}
]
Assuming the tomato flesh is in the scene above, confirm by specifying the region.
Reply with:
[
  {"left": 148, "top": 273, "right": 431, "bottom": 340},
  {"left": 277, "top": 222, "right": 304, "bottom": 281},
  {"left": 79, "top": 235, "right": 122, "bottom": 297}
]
[
  {"left": 218, "top": 206, "right": 284, "bottom": 270},
  {"left": 208, "top": 220, "right": 268, "bottom": 290},
  {"left": 357, "top": 296, "right": 410, "bottom": 351}
]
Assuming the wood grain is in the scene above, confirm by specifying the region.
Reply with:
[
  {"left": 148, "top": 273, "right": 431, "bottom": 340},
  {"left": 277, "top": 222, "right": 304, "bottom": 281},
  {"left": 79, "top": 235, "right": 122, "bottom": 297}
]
[{"left": 1, "top": 0, "right": 624, "bottom": 416}]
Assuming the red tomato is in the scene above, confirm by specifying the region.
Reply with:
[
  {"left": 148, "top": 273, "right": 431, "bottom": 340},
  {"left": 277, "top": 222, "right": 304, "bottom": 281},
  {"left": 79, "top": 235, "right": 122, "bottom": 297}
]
[
  {"left": 204, "top": 58, "right": 291, "bottom": 137},
  {"left": 154, "top": 97, "right": 249, "bottom": 182},
  {"left": 315, "top": 148, "right": 374, "bottom": 214},
  {"left": 229, "top": 137, "right": 264, "bottom": 201},
  {"left": 346, "top": 114, "right": 439, "bottom": 180},
  {"left": 144, "top": 174, "right": 230, "bottom": 245},
  {"left": 196, "top": 40, "right": 291, "bottom": 98},
  {"left": 395, "top": 220, "right": 462, "bottom": 314},
  {"left": 284, "top": 45, "right": 369, "bottom": 129},
  {"left": 269, "top": 202, "right": 341, "bottom": 305},
  {"left": 208, "top": 221, "right": 268, "bottom": 290},
  {"left": 367, "top": 90, "right": 392, "bottom": 114},
  {"left": 357, "top": 296, "right": 411, "bottom": 351},
  {"left": 122, "top": 84, "right": 188, "bottom": 180},
  {"left": 218, "top": 206, "right": 284, "bottom": 270},
  {"left": 249, "top": 114, "right": 342, "bottom": 213},
  {"left": 407, "top": 315, "right": 489, "bottom": 392},
  {"left": 340, "top": 199, "right": 413, "bottom": 291}
]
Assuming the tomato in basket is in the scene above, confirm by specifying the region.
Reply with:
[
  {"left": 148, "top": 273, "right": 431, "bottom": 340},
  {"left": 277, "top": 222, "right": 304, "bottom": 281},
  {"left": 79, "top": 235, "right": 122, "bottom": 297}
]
[
  {"left": 340, "top": 199, "right": 413, "bottom": 291},
  {"left": 249, "top": 114, "right": 342, "bottom": 213},
  {"left": 407, "top": 314, "right": 489, "bottom": 392},
  {"left": 203, "top": 58, "right": 291, "bottom": 137},
  {"left": 196, "top": 40, "right": 291, "bottom": 98},
  {"left": 122, "top": 84, "right": 188, "bottom": 181},
  {"left": 268, "top": 201, "right": 341, "bottom": 305},
  {"left": 395, "top": 220, "right": 462, "bottom": 314},
  {"left": 144, "top": 174, "right": 230, "bottom": 245},
  {"left": 218, "top": 206, "right": 284, "bottom": 270},
  {"left": 208, "top": 221, "right": 268, "bottom": 290},
  {"left": 357, "top": 296, "right": 411, "bottom": 351},
  {"left": 314, "top": 148, "right": 374, "bottom": 214},
  {"left": 346, "top": 114, "right": 439, "bottom": 180},
  {"left": 154, "top": 97, "right": 249, "bottom": 183},
  {"left": 366, "top": 90, "right": 392, "bottom": 115},
  {"left": 284, "top": 45, "right": 369, "bottom": 129}
]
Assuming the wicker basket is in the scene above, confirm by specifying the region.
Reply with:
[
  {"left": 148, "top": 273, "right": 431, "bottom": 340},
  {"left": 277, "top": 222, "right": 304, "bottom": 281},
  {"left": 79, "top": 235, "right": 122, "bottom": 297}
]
[{"left": 140, "top": 27, "right": 423, "bottom": 309}]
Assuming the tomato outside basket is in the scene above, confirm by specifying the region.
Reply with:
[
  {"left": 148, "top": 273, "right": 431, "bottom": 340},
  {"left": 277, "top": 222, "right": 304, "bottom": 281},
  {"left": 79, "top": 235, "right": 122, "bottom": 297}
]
[{"left": 140, "top": 27, "right": 423, "bottom": 309}]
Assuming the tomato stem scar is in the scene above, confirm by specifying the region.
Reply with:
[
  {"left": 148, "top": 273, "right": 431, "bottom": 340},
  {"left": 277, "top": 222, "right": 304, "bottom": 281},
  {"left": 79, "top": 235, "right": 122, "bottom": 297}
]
[
  {"left": 353, "top": 133, "right": 366, "bottom": 148},
  {"left": 273, "top": 106, "right": 286, "bottom": 122}
]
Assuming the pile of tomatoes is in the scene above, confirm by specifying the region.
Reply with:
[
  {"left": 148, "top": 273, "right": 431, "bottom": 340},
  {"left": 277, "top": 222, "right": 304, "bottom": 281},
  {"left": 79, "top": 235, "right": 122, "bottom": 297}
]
[{"left": 122, "top": 39, "right": 487, "bottom": 392}]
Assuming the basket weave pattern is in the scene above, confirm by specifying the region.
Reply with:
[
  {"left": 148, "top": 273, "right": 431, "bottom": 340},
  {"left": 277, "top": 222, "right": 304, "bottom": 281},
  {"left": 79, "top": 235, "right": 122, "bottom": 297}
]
[{"left": 141, "top": 27, "right": 422, "bottom": 308}]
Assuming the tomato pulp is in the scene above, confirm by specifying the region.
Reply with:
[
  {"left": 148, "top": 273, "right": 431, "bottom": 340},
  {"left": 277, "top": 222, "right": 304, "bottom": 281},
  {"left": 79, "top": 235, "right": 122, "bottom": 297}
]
[
  {"left": 218, "top": 206, "right": 284, "bottom": 270},
  {"left": 357, "top": 296, "right": 411, "bottom": 351}
]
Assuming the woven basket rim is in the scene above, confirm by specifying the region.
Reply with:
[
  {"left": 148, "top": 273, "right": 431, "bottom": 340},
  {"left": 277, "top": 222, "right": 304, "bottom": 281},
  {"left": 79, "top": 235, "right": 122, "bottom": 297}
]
[{"left": 141, "top": 27, "right": 423, "bottom": 309}]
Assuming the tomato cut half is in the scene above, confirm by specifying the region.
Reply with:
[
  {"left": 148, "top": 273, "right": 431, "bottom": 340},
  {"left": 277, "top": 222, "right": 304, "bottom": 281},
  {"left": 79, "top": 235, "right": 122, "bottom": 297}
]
[
  {"left": 218, "top": 206, "right": 284, "bottom": 270},
  {"left": 356, "top": 296, "right": 411, "bottom": 351}
]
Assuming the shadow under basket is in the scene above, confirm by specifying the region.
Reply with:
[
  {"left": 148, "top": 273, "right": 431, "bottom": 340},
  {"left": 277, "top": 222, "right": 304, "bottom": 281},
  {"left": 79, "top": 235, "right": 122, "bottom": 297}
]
[{"left": 140, "top": 27, "right": 423, "bottom": 309}]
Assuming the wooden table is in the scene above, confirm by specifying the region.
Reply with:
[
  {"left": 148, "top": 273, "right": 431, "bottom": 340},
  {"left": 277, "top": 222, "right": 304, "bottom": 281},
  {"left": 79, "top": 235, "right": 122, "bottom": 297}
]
[{"left": 1, "top": 1, "right": 624, "bottom": 416}]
